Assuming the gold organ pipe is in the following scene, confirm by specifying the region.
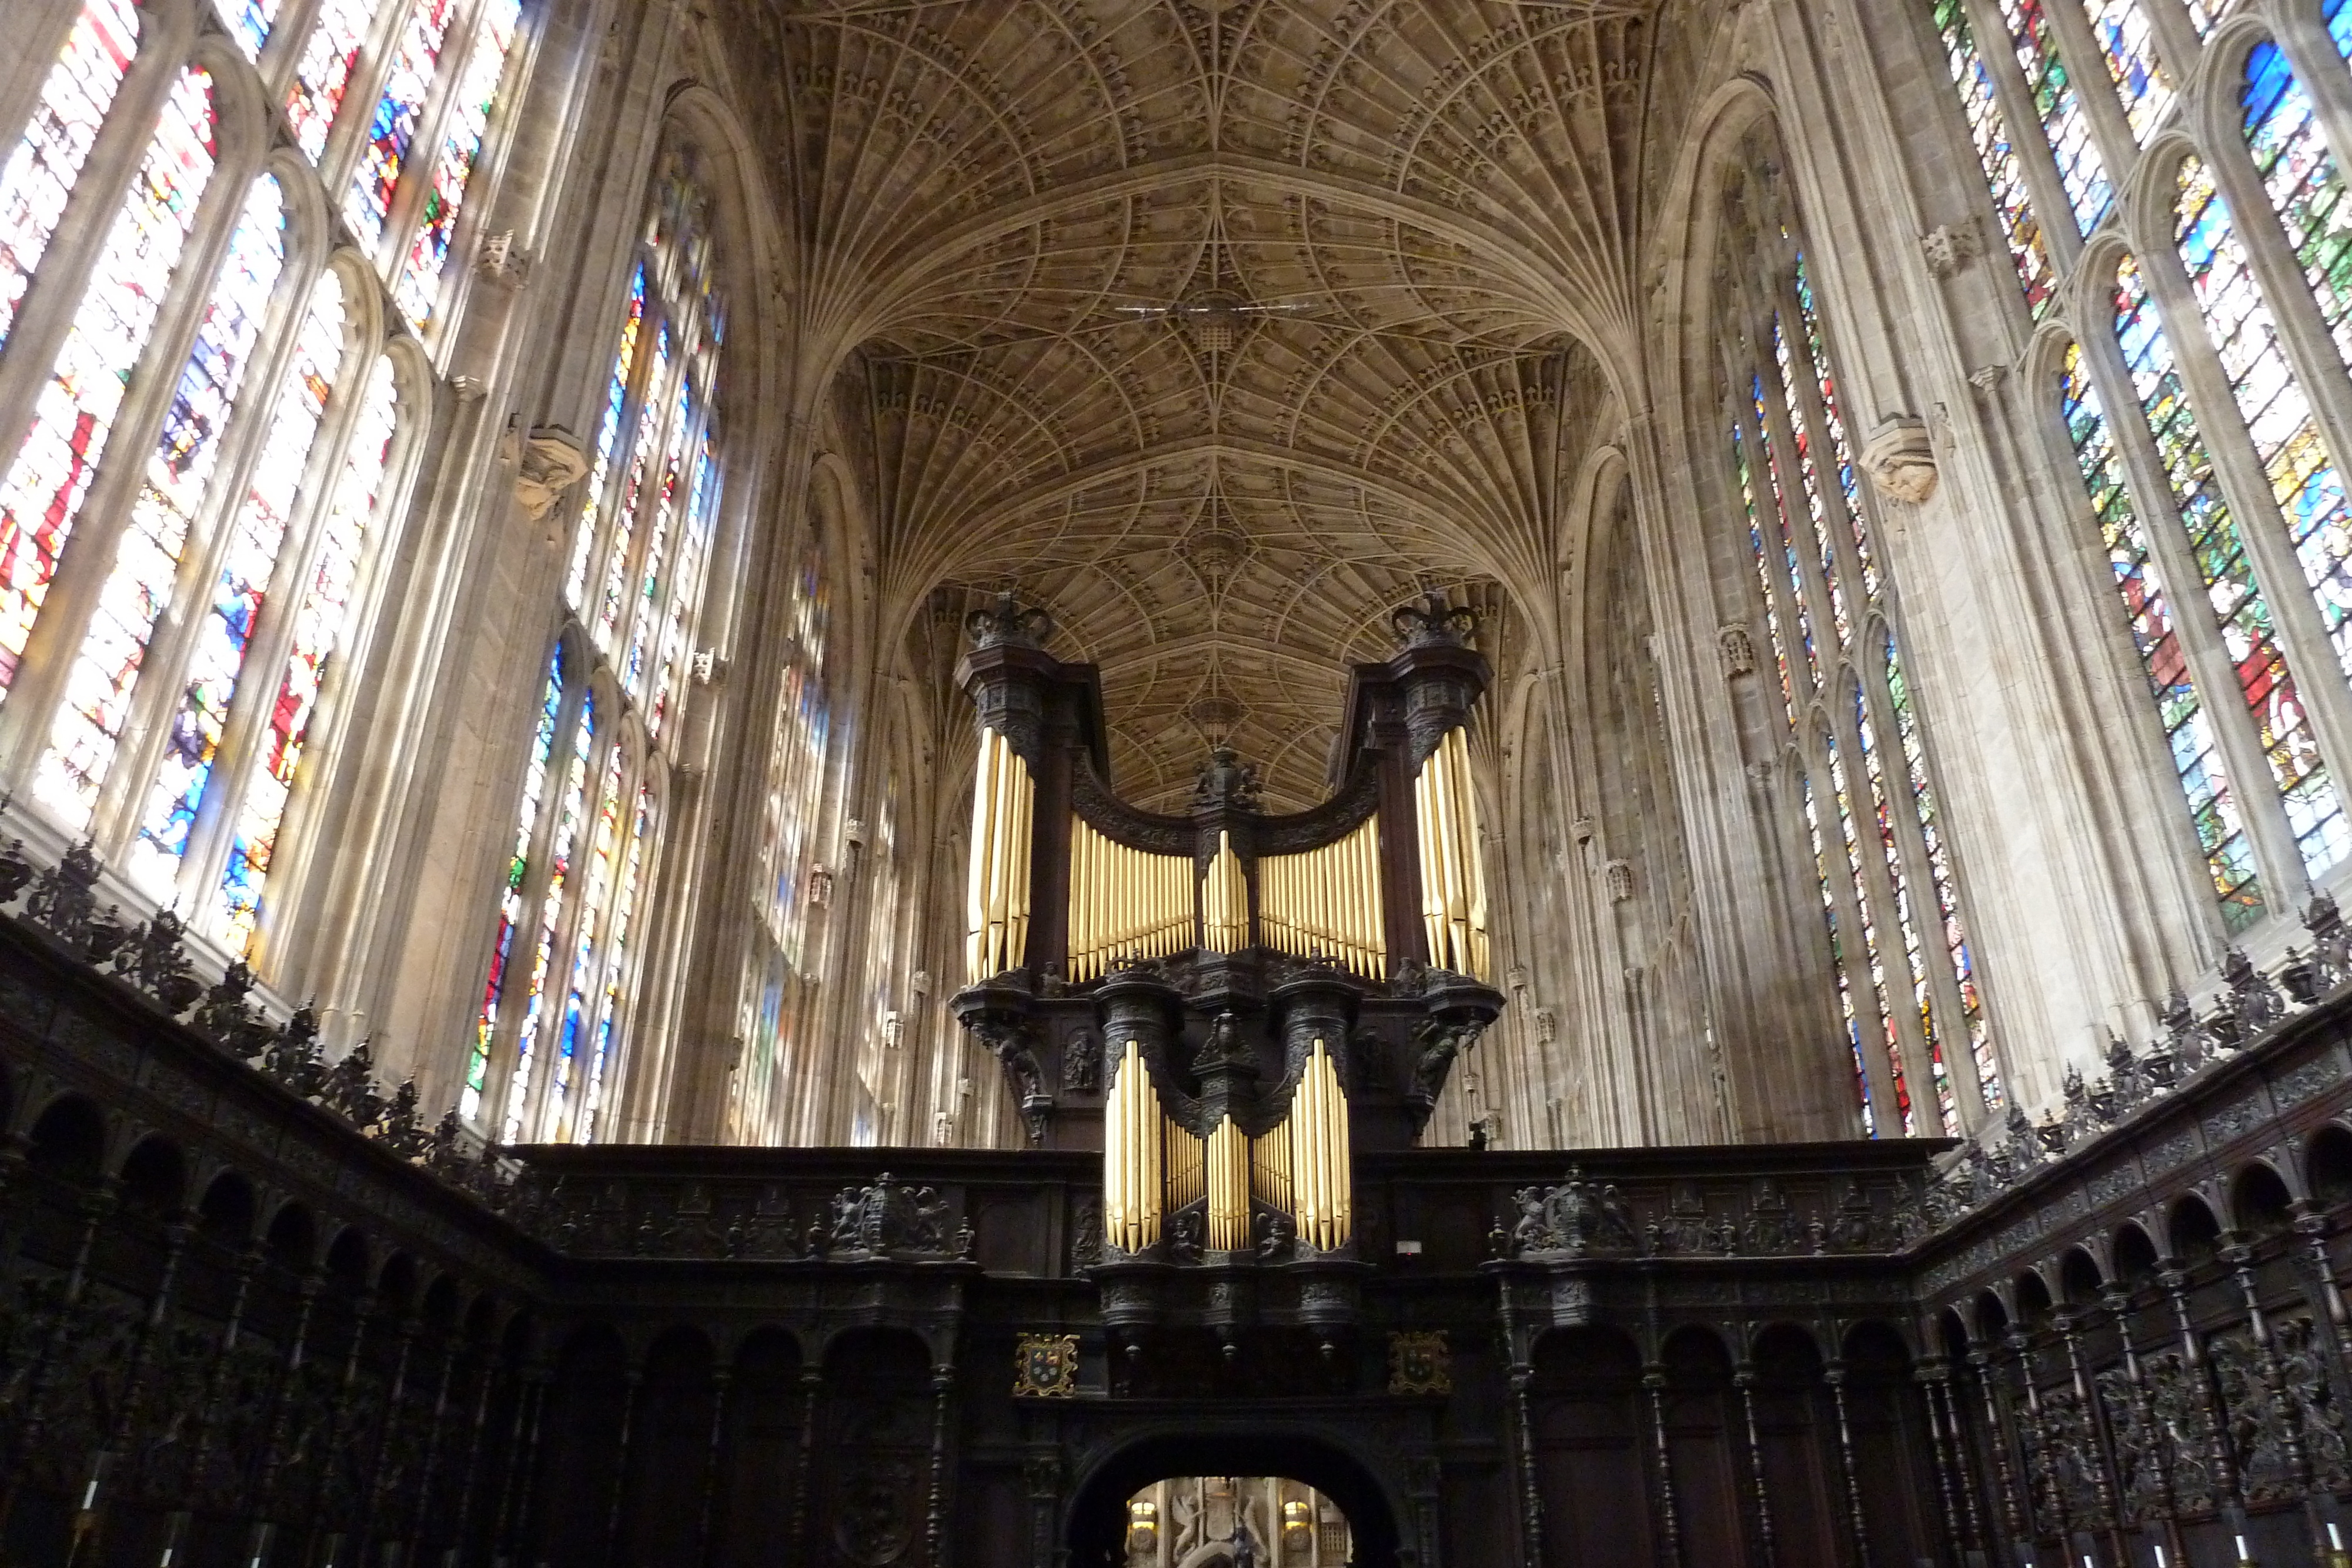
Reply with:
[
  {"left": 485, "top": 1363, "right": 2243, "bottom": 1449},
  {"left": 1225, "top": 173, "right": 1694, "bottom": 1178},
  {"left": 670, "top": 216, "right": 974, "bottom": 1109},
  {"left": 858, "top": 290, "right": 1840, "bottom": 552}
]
[
  {"left": 983, "top": 736, "right": 1009, "bottom": 974},
  {"left": 964, "top": 729, "right": 995, "bottom": 982},
  {"left": 1414, "top": 761, "right": 1445, "bottom": 965},
  {"left": 1009, "top": 757, "right": 1033, "bottom": 967}
]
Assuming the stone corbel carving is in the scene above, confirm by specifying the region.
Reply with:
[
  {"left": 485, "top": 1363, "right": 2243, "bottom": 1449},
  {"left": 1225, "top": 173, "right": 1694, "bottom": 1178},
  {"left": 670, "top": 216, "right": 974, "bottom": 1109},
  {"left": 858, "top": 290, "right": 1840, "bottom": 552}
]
[
  {"left": 1717, "top": 623, "right": 1756, "bottom": 680},
  {"left": 1920, "top": 222, "right": 1981, "bottom": 280},
  {"left": 506, "top": 424, "right": 588, "bottom": 527},
  {"left": 475, "top": 229, "right": 534, "bottom": 288},
  {"left": 1859, "top": 414, "right": 1939, "bottom": 504}
]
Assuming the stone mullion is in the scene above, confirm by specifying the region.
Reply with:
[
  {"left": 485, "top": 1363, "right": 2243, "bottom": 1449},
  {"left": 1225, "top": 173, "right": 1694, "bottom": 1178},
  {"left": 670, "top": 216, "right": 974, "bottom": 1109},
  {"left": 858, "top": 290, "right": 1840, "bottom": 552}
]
[
  {"left": 477, "top": 671, "right": 591, "bottom": 1136},
  {"left": 612, "top": 339, "right": 700, "bottom": 715},
  {"left": 631, "top": 369, "right": 717, "bottom": 759},
  {"left": 1959, "top": 0, "right": 2094, "bottom": 285},
  {"left": 314, "top": 0, "right": 430, "bottom": 204},
  {"left": 2073, "top": 281, "right": 2316, "bottom": 909},
  {"left": 2130, "top": 219, "right": 2352, "bottom": 848},
  {"left": 253, "top": 0, "right": 332, "bottom": 103},
  {"left": 2041, "top": 0, "right": 2156, "bottom": 218},
  {"left": 369, "top": 0, "right": 499, "bottom": 284},
  {"left": 159, "top": 268, "right": 387, "bottom": 923},
  {"left": 576, "top": 246, "right": 667, "bottom": 643},
  {"left": 1765, "top": 260, "right": 1877, "bottom": 670},
  {"left": 562, "top": 722, "right": 652, "bottom": 1141},
  {"left": 0, "top": 57, "right": 276, "bottom": 805}
]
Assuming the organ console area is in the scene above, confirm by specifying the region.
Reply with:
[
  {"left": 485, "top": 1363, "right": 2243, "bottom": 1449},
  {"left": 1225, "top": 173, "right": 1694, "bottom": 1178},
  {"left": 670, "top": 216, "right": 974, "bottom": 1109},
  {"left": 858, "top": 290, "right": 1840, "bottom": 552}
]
[{"left": 950, "top": 593, "right": 1506, "bottom": 1304}]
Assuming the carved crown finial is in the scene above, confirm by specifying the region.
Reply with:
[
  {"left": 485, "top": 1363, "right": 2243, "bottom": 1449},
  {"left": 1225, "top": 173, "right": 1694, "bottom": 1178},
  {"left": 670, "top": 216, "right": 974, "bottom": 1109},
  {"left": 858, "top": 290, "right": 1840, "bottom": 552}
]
[
  {"left": 1391, "top": 591, "right": 1478, "bottom": 650},
  {"left": 965, "top": 591, "right": 1053, "bottom": 651},
  {"left": 1191, "top": 746, "right": 1263, "bottom": 811}
]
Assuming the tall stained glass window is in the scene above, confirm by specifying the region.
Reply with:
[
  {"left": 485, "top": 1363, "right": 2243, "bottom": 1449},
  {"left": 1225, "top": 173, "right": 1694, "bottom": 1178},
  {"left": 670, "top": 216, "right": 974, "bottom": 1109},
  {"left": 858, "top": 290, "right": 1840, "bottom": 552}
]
[
  {"left": 476, "top": 141, "right": 726, "bottom": 1144},
  {"left": 0, "top": 0, "right": 536, "bottom": 973},
  {"left": 1932, "top": 0, "right": 2352, "bottom": 943},
  {"left": 1713, "top": 122, "right": 2000, "bottom": 1137}
]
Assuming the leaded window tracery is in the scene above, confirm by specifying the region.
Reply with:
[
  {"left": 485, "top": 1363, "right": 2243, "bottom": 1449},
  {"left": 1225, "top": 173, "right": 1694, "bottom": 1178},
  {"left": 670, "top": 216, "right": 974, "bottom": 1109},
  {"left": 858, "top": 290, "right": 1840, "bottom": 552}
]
[
  {"left": 1930, "top": 0, "right": 2352, "bottom": 935},
  {"left": 0, "top": 0, "right": 534, "bottom": 971},
  {"left": 1713, "top": 126, "right": 2002, "bottom": 1138}
]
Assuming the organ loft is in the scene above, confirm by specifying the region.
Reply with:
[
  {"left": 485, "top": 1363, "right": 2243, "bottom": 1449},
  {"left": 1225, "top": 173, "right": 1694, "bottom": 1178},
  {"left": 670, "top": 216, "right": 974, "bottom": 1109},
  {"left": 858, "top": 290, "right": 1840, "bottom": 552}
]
[{"left": 12, "top": 0, "right": 2352, "bottom": 1564}]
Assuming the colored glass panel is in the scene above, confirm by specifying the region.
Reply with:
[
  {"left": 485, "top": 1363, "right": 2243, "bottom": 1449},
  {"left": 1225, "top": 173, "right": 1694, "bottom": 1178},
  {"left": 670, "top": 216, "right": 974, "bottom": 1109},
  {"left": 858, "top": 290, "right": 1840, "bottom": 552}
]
[
  {"left": 284, "top": 0, "right": 375, "bottom": 165},
  {"left": 596, "top": 324, "right": 670, "bottom": 650},
  {"left": 1932, "top": 0, "right": 2058, "bottom": 315},
  {"left": 505, "top": 693, "right": 593, "bottom": 1143},
  {"left": 2177, "top": 161, "right": 2352, "bottom": 720},
  {"left": 622, "top": 377, "right": 691, "bottom": 701},
  {"left": 343, "top": 0, "right": 458, "bottom": 251},
  {"left": 566, "top": 265, "right": 645, "bottom": 609},
  {"left": 218, "top": 353, "right": 399, "bottom": 952},
  {"left": 1747, "top": 366, "right": 1823, "bottom": 694},
  {"left": 2114, "top": 253, "right": 2346, "bottom": 876},
  {"left": 2060, "top": 342, "right": 2261, "bottom": 927},
  {"left": 0, "top": 0, "right": 139, "bottom": 352},
  {"left": 543, "top": 740, "right": 625, "bottom": 1144},
  {"left": 582, "top": 785, "right": 651, "bottom": 1144},
  {"left": 391, "top": 0, "right": 520, "bottom": 332},
  {"left": 649, "top": 427, "right": 715, "bottom": 738},
  {"left": 466, "top": 643, "right": 560, "bottom": 1121},
  {"left": 212, "top": 0, "right": 280, "bottom": 60},
  {"left": 1792, "top": 256, "right": 1882, "bottom": 603},
  {"left": 0, "top": 69, "right": 216, "bottom": 700},
  {"left": 1771, "top": 314, "right": 1855, "bottom": 644},
  {"left": 2082, "top": 0, "right": 2173, "bottom": 142},
  {"left": 126, "top": 272, "right": 345, "bottom": 896},
  {"left": 39, "top": 175, "right": 283, "bottom": 840},
  {"left": 2335, "top": 0, "right": 2352, "bottom": 59},
  {"left": 1799, "top": 766, "right": 1874, "bottom": 1138},
  {"left": 1823, "top": 723, "right": 1912, "bottom": 1135},
  {"left": 1999, "top": 0, "right": 2114, "bottom": 235},
  {"left": 1730, "top": 413, "right": 1798, "bottom": 727},
  {"left": 1855, "top": 680, "right": 1949, "bottom": 1131},
  {"left": 763, "top": 547, "right": 831, "bottom": 961},
  {"left": 2242, "top": 43, "right": 2352, "bottom": 377}
]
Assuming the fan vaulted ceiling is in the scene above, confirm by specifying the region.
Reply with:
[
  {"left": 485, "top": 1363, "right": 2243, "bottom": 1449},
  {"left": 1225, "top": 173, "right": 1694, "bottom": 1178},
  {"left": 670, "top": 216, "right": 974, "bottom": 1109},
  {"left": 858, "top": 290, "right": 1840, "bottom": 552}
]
[{"left": 735, "top": 0, "right": 1723, "bottom": 809}]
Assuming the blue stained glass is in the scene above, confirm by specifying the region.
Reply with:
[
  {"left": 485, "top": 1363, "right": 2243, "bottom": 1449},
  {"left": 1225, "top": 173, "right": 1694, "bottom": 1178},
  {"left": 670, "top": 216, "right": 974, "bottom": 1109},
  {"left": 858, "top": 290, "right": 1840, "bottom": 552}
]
[{"left": 1999, "top": 0, "right": 2115, "bottom": 235}]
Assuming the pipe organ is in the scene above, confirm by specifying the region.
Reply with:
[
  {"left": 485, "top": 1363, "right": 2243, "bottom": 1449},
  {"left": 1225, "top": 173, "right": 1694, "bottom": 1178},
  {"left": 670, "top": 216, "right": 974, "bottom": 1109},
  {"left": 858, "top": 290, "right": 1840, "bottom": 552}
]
[{"left": 954, "top": 591, "right": 1504, "bottom": 1300}]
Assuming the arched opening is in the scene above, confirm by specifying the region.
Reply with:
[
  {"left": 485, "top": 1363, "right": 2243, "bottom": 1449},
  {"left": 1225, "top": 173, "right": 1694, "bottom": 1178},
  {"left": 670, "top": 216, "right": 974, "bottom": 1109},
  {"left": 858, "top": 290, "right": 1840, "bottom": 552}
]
[{"left": 1065, "top": 1432, "right": 1401, "bottom": 1568}]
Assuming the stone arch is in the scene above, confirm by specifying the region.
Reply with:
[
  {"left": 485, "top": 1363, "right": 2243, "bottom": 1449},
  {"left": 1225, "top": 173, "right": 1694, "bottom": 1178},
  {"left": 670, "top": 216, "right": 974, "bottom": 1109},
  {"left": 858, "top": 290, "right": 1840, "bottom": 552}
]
[{"left": 1061, "top": 1425, "right": 1404, "bottom": 1568}]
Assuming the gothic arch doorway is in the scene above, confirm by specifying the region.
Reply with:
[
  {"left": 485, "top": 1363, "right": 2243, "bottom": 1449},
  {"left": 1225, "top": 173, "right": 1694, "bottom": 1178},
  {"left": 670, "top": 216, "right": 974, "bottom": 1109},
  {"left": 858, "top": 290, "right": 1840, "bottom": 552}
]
[{"left": 1064, "top": 1430, "right": 1402, "bottom": 1568}]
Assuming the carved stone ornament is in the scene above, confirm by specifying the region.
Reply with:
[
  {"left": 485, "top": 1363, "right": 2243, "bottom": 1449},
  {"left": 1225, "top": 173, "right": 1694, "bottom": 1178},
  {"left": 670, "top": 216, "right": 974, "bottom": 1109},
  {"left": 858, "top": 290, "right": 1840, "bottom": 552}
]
[
  {"left": 1920, "top": 221, "right": 1981, "bottom": 279},
  {"left": 1387, "top": 1330, "right": 1452, "bottom": 1397},
  {"left": 1391, "top": 590, "right": 1479, "bottom": 650},
  {"left": 506, "top": 424, "right": 588, "bottom": 523},
  {"left": 823, "top": 1172, "right": 960, "bottom": 1258},
  {"left": 474, "top": 228, "right": 533, "bottom": 287},
  {"left": 1013, "top": 1332, "right": 1081, "bottom": 1398},
  {"left": 1603, "top": 859, "right": 1633, "bottom": 903},
  {"left": 1717, "top": 623, "right": 1756, "bottom": 680},
  {"left": 1504, "top": 1167, "right": 1637, "bottom": 1258},
  {"left": 1859, "top": 415, "right": 1939, "bottom": 504}
]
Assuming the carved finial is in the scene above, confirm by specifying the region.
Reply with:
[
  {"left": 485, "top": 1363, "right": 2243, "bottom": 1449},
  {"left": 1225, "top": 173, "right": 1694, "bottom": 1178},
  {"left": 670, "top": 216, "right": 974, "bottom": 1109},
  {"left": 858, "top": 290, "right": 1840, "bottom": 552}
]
[
  {"left": 1391, "top": 591, "right": 1478, "bottom": 650},
  {"left": 1190, "top": 747, "right": 1263, "bottom": 811},
  {"left": 965, "top": 591, "right": 1053, "bottom": 650}
]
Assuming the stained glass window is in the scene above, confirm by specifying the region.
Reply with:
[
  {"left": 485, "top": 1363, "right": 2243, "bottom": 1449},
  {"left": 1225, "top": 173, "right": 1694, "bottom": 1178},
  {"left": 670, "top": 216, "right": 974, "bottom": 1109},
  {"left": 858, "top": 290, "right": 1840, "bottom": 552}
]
[
  {"left": 0, "top": 69, "right": 216, "bottom": 700},
  {"left": 391, "top": 0, "right": 522, "bottom": 332},
  {"left": 125, "top": 270, "right": 346, "bottom": 895},
  {"left": 284, "top": 0, "right": 374, "bottom": 164},
  {"left": 763, "top": 544, "right": 833, "bottom": 955},
  {"left": 504, "top": 690, "right": 593, "bottom": 1143},
  {"left": 1998, "top": 0, "right": 2114, "bottom": 235},
  {"left": 2114, "top": 252, "right": 2348, "bottom": 876},
  {"left": 467, "top": 644, "right": 562, "bottom": 1121},
  {"left": 343, "top": 0, "right": 458, "bottom": 250},
  {"left": 480, "top": 147, "right": 726, "bottom": 1141},
  {"left": 0, "top": 0, "right": 139, "bottom": 353},
  {"left": 1718, "top": 119, "right": 1998, "bottom": 1132},
  {"left": 216, "top": 353, "right": 399, "bottom": 950},
  {"left": 213, "top": 0, "right": 280, "bottom": 61},
  {"left": 2081, "top": 0, "right": 2173, "bottom": 143},
  {"left": 2176, "top": 161, "right": 2352, "bottom": 714},
  {"left": 1930, "top": 0, "right": 2057, "bottom": 315},
  {"left": 2060, "top": 341, "right": 2262, "bottom": 925},
  {"left": 2242, "top": 42, "right": 2352, "bottom": 385},
  {"left": 38, "top": 174, "right": 284, "bottom": 836}
]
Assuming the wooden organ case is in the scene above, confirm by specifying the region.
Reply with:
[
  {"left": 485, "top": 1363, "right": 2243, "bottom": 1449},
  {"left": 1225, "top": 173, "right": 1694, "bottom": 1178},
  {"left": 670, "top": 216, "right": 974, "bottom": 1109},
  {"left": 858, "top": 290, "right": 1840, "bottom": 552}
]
[{"left": 951, "top": 593, "right": 1505, "bottom": 1353}]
